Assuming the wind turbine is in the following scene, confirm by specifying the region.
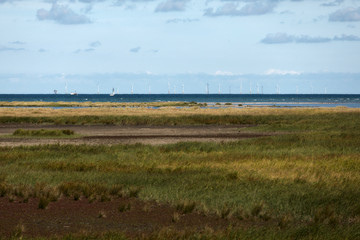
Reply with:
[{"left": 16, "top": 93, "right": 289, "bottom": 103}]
[
  {"left": 240, "top": 80, "right": 242, "bottom": 94},
  {"left": 168, "top": 82, "right": 170, "bottom": 94},
  {"left": 276, "top": 84, "right": 280, "bottom": 94},
  {"left": 218, "top": 83, "right": 221, "bottom": 94},
  {"left": 182, "top": 84, "right": 184, "bottom": 94},
  {"left": 131, "top": 84, "right": 134, "bottom": 94},
  {"left": 65, "top": 81, "right": 68, "bottom": 94}
]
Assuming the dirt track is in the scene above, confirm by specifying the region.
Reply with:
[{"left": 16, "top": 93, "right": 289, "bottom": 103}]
[{"left": 0, "top": 124, "right": 270, "bottom": 146}]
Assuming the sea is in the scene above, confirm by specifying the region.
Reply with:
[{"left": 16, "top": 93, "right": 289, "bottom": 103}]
[{"left": 1, "top": 94, "right": 360, "bottom": 108}]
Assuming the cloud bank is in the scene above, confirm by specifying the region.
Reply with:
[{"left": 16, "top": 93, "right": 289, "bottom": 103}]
[
  {"left": 261, "top": 33, "right": 360, "bottom": 44},
  {"left": 204, "top": 2, "right": 276, "bottom": 17},
  {"left": 266, "top": 69, "right": 301, "bottom": 75}
]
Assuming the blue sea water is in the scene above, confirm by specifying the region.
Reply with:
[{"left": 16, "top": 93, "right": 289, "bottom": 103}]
[{"left": 0, "top": 94, "right": 360, "bottom": 108}]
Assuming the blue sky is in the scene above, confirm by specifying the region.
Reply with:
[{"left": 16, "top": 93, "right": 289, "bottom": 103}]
[{"left": 1, "top": 0, "right": 360, "bottom": 94}]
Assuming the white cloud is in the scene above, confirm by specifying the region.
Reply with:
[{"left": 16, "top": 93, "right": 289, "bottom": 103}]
[
  {"left": 90, "top": 41, "right": 101, "bottom": 47},
  {"left": 329, "top": 7, "right": 360, "bottom": 22},
  {"left": 130, "top": 46, "right": 141, "bottom": 53},
  {"left": 166, "top": 18, "right": 199, "bottom": 23},
  {"left": 261, "top": 33, "right": 294, "bottom": 44},
  {"left": 37, "top": 3, "right": 92, "bottom": 25},
  {"left": 265, "top": 69, "right": 301, "bottom": 75},
  {"left": 214, "top": 70, "right": 234, "bottom": 76},
  {"left": 204, "top": 2, "right": 276, "bottom": 17},
  {"left": 155, "top": 0, "right": 189, "bottom": 12},
  {"left": 0, "top": 45, "right": 25, "bottom": 52},
  {"left": 261, "top": 33, "right": 360, "bottom": 44}
]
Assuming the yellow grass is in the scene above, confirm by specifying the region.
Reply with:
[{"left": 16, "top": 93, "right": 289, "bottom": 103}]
[{"left": 0, "top": 102, "right": 358, "bottom": 118}]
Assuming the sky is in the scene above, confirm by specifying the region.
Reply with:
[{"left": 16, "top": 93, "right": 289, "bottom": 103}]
[{"left": 1, "top": 0, "right": 360, "bottom": 94}]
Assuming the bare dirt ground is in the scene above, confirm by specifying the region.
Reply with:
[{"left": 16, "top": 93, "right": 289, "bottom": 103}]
[
  {"left": 0, "top": 124, "right": 270, "bottom": 147},
  {"left": 0, "top": 196, "right": 268, "bottom": 238}
]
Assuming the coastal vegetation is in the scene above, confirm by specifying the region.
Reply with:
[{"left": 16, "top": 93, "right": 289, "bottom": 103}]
[
  {"left": 13, "top": 129, "right": 75, "bottom": 137},
  {"left": 0, "top": 105, "right": 359, "bottom": 238},
  {"left": 0, "top": 101, "right": 206, "bottom": 108}
]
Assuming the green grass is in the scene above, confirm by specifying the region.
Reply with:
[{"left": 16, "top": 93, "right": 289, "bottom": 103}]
[
  {"left": 0, "top": 110, "right": 360, "bottom": 238},
  {"left": 0, "top": 101, "right": 206, "bottom": 108},
  {"left": 0, "top": 111, "right": 358, "bottom": 130},
  {"left": 12, "top": 129, "right": 75, "bottom": 137}
]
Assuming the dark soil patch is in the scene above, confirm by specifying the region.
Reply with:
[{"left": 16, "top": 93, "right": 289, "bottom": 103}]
[
  {"left": 0, "top": 197, "right": 268, "bottom": 238},
  {"left": 0, "top": 124, "right": 273, "bottom": 146}
]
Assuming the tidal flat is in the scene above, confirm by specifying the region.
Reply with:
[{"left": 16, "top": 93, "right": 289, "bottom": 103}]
[{"left": 0, "top": 104, "right": 359, "bottom": 239}]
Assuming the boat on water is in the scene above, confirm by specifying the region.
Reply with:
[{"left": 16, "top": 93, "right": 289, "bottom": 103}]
[
  {"left": 110, "top": 88, "right": 115, "bottom": 96},
  {"left": 70, "top": 91, "right": 78, "bottom": 96}
]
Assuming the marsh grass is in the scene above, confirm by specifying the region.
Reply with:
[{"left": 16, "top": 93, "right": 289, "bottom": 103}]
[
  {"left": 11, "top": 222, "right": 25, "bottom": 239},
  {"left": 176, "top": 200, "right": 196, "bottom": 214},
  {"left": 13, "top": 129, "right": 75, "bottom": 137},
  {"left": 0, "top": 101, "right": 206, "bottom": 108},
  {"left": 38, "top": 197, "right": 49, "bottom": 209},
  {"left": 98, "top": 211, "right": 106, "bottom": 218},
  {"left": 0, "top": 108, "right": 360, "bottom": 238},
  {"left": 118, "top": 203, "right": 131, "bottom": 212},
  {"left": 171, "top": 212, "right": 181, "bottom": 222}
]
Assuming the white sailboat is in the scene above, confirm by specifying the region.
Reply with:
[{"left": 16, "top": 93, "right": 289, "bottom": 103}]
[
  {"left": 70, "top": 91, "right": 78, "bottom": 96},
  {"left": 110, "top": 88, "right": 115, "bottom": 96}
]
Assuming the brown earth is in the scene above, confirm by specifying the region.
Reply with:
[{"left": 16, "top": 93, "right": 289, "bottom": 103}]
[
  {"left": 0, "top": 124, "right": 271, "bottom": 147},
  {"left": 0, "top": 196, "right": 269, "bottom": 238}
]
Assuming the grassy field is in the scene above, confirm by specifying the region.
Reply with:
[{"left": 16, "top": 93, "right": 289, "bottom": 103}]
[
  {"left": 0, "top": 101, "right": 206, "bottom": 108},
  {"left": 0, "top": 105, "right": 360, "bottom": 239}
]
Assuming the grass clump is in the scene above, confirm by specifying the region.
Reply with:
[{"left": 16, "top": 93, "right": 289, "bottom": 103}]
[
  {"left": 11, "top": 222, "right": 25, "bottom": 239},
  {"left": 220, "top": 206, "right": 232, "bottom": 219},
  {"left": 98, "top": 211, "right": 106, "bottom": 218},
  {"left": 13, "top": 128, "right": 75, "bottom": 137},
  {"left": 176, "top": 200, "right": 196, "bottom": 214},
  {"left": 118, "top": 203, "right": 131, "bottom": 212},
  {"left": 38, "top": 197, "right": 49, "bottom": 209},
  {"left": 128, "top": 186, "right": 141, "bottom": 198},
  {"left": 172, "top": 212, "right": 181, "bottom": 222}
]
